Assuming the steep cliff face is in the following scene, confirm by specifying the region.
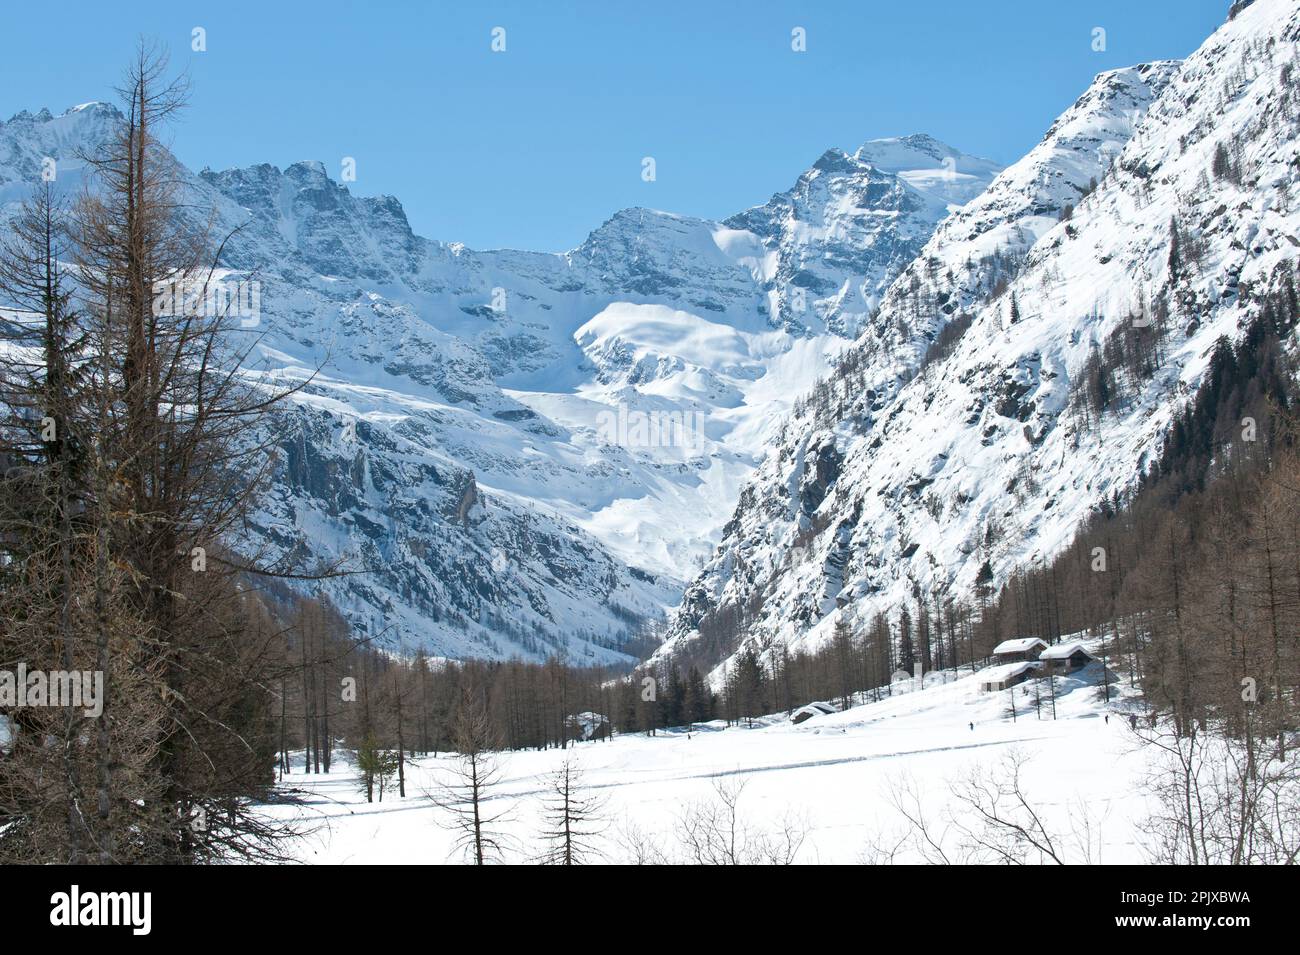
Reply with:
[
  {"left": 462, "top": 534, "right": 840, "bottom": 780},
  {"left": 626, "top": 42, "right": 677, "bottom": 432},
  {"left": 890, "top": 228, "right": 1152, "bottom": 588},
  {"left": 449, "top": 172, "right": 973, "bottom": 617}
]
[
  {"left": 656, "top": 0, "right": 1300, "bottom": 680},
  {"left": 0, "top": 96, "right": 998, "bottom": 660}
]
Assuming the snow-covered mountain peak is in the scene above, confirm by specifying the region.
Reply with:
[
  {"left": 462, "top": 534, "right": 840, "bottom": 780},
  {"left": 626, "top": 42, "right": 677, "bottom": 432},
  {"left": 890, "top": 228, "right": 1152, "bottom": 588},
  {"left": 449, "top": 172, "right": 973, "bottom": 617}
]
[
  {"left": 846, "top": 56, "right": 1184, "bottom": 359},
  {"left": 651, "top": 0, "right": 1300, "bottom": 682},
  {"left": 724, "top": 138, "right": 1003, "bottom": 336},
  {"left": 0, "top": 101, "right": 124, "bottom": 194},
  {"left": 2, "top": 101, "right": 121, "bottom": 128},
  {"left": 2, "top": 108, "right": 55, "bottom": 126},
  {"left": 854, "top": 133, "right": 1004, "bottom": 206},
  {"left": 807, "top": 146, "right": 867, "bottom": 176},
  {"left": 1039, "top": 61, "right": 1183, "bottom": 163},
  {"left": 0, "top": 84, "right": 1012, "bottom": 664}
]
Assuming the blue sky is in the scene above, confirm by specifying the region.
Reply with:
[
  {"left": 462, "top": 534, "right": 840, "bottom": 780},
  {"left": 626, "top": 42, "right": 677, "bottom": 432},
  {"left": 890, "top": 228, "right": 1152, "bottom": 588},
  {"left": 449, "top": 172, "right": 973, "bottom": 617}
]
[{"left": 2, "top": 0, "right": 1228, "bottom": 252}]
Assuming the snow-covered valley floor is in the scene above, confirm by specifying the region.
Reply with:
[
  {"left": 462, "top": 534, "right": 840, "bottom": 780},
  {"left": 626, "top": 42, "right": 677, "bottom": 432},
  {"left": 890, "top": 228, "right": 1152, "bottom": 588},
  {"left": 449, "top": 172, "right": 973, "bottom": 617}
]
[{"left": 264, "top": 658, "right": 1155, "bottom": 864}]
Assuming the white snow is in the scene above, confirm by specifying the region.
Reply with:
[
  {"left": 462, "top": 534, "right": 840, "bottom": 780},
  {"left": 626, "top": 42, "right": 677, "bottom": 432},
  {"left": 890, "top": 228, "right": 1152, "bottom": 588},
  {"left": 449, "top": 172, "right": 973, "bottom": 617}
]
[
  {"left": 993, "top": 637, "right": 1048, "bottom": 655},
  {"left": 658, "top": 0, "right": 1300, "bottom": 682},
  {"left": 263, "top": 650, "right": 1150, "bottom": 864},
  {"left": 1040, "top": 640, "right": 1094, "bottom": 661},
  {"left": 3, "top": 104, "right": 988, "bottom": 657},
  {"left": 977, "top": 662, "right": 1040, "bottom": 689}
]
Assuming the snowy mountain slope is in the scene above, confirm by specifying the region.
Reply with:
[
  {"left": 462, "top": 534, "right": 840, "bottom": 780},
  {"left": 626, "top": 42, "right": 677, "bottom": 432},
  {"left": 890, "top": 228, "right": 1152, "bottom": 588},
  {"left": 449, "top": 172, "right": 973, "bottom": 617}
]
[
  {"left": 725, "top": 138, "right": 1002, "bottom": 337},
  {"left": 0, "top": 100, "right": 998, "bottom": 660},
  {"left": 657, "top": 0, "right": 1300, "bottom": 678},
  {"left": 855, "top": 133, "right": 1005, "bottom": 208},
  {"left": 0, "top": 103, "right": 115, "bottom": 203},
  {"left": 875, "top": 62, "right": 1182, "bottom": 328}
]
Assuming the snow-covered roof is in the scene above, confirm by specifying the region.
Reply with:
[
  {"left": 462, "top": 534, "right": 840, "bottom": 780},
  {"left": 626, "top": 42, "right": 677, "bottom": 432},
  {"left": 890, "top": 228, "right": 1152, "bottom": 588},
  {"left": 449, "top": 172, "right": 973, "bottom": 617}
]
[
  {"left": 1039, "top": 641, "right": 1094, "bottom": 661},
  {"left": 993, "top": 637, "right": 1048, "bottom": 655},
  {"left": 978, "top": 661, "right": 1038, "bottom": 684},
  {"left": 799, "top": 701, "right": 837, "bottom": 714},
  {"left": 791, "top": 702, "right": 837, "bottom": 719}
]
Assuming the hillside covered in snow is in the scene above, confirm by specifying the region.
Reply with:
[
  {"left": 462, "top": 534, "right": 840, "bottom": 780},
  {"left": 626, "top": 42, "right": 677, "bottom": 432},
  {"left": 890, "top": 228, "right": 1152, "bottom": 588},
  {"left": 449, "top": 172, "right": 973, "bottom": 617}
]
[
  {"left": 657, "top": 0, "right": 1300, "bottom": 679},
  {"left": 0, "top": 98, "right": 1003, "bottom": 661}
]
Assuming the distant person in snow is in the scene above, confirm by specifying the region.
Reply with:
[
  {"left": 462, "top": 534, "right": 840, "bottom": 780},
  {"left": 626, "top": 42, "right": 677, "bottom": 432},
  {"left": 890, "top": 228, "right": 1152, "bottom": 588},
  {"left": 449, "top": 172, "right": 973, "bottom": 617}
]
[
  {"left": 969, "top": 722, "right": 974, "bottom": 731},
  {"left": 1129, "top": 714, "right": 1138, "bottom": 731}
]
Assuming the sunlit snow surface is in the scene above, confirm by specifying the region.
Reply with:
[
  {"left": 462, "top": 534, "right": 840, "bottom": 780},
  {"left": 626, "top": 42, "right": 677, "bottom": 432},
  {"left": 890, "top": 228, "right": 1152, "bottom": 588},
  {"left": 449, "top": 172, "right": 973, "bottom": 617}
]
[{"left": 263, "top": 655, "right": 1152, "bottom": 864}]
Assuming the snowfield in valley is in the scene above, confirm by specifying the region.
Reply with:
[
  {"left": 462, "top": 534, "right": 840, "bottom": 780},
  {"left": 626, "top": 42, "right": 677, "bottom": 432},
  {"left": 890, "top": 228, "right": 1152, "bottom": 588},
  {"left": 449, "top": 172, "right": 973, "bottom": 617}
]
[{"left": 266, "top": 653, "right": 1152, "bottom": 864}]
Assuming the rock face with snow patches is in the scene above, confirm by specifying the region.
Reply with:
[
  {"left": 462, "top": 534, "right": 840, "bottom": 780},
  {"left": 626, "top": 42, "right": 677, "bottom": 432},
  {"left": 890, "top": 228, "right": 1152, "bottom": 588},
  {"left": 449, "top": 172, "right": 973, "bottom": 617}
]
[
  {"left": 0, "top": 99, "right": 999, "bottom": 660},
  {"left": 656, "top": 0, "right": 1300, "bottom": 680},
  {"left": 726, "top": 135, "right": 1004, "bottom": 338}
]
